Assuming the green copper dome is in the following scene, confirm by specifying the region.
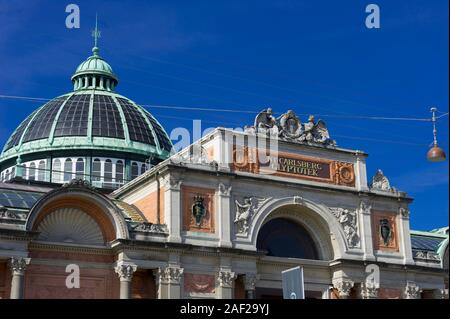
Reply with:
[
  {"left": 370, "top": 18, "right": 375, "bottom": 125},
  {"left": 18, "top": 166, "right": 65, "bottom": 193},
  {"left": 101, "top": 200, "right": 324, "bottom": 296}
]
[{"left": 0, "top": 28, "right": 173, "bottom": 185}]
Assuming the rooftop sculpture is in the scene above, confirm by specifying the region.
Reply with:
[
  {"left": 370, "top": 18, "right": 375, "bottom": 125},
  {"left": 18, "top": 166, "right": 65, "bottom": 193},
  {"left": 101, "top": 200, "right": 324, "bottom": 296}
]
[{"left": 244, "top": 108, "right": 336, "bottom": 147}]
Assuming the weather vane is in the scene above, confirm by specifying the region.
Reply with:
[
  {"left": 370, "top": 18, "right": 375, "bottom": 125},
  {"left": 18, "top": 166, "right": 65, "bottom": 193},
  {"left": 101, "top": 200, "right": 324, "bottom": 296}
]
[{"left": 91, "top": 14, "right": 101, "bottom": 49}]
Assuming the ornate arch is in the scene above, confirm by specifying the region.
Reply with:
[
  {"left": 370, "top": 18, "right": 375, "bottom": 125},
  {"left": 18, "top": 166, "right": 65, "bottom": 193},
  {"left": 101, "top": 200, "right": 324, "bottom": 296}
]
[
  {"left": 26, "top": 183, "right": 129, "bottom": 243},
  {"left": 249, "top": 196, "right": 348, "bottom": 260}
]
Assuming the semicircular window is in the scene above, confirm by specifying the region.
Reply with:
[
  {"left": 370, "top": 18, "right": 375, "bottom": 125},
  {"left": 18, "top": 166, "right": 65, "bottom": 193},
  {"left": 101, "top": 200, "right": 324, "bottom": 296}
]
[
  {"left": 36, "top": 208, "right": 104, "bottom": 245},
  {"left": 256, "top": 218, "right": 319, "bottom": 260}
]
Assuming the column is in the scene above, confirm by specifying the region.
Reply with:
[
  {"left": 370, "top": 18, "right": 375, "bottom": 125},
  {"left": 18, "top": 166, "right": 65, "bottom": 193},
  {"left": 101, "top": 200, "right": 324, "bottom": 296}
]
[
  {"left": 154, "top": 266, "right": 184, "bottom": 299},
  {"left": 403, "top": 281, "right": 421, "bottom": 299},
  {"left": 244, "top": 274, "right": 258, "bottom": 299},
  {"left": 358, "top": 199, "right": 376, "bottom": 261},
  {"left": 164, "top": 177, "right": 182, "bottom": 243},
  {"left": 217, "top": 269, "right": 236, "bottom": 299},
  {"left": 9, "top": 257, "right": 30, "bottom": 299},
  {"left": 360, "top": 282, "right": 379, "bottom": 299},
  {"left": 398, "top": 207, "right": 415, "bottom": 265},
  {"left": 333, "top": 279, "right": 354, "bottom": 299},
  {"left": 115, "top": 263, "right": 137, "bottom": 299},
  {"left": 218, "top": 183, "right": 232, "bottom": 248}
]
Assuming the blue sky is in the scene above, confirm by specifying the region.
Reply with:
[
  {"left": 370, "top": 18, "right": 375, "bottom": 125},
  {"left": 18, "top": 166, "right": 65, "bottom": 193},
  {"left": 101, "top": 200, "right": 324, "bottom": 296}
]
[{"left": 0, "top": 0, "right": 448, "bottom": 230}]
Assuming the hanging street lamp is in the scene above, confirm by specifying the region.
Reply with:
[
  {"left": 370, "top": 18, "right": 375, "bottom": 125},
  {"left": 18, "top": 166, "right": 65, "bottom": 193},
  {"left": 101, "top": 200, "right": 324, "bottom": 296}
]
[{"left": 427, "top": 107, "right": 446, "bottom": 162}]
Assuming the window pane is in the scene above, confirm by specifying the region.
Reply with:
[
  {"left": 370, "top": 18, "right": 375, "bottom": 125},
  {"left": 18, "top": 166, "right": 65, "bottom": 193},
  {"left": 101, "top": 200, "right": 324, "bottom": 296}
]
[
  {"left": 131, "top": 162, "right": 139, "bottom": 179},
  {"left": 64, "top": 159, "right": 73, "bottom": 181},
  {"left": 76, "top": 158, "right": 84, "bottom": 179},
  {"left": 52, "top": 159, "right": 61, "bottom": 182},
  {"left": 116, "top": 160, "right": 124, "bottom": 183},
  {"left": 29, "top": 163, "right": 36, "bottom": 181},
  {"left": 38, "top": 160, "right": 46, "bottom": 181},
  {"left": 92, "top": 159, "right": 101, "bottom": 182},
  {"left": 104, "top": 159, "right": 112, "bottom": 183}
]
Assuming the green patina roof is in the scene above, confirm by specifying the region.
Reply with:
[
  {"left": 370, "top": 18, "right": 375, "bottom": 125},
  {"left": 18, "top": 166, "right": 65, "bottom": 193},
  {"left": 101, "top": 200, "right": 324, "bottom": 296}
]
[
  {"left": 71, "top": 47, "right": 118, "bottom": 83},
  {"left": 0, "top": 34, "right": 173, "bottom": 166}
]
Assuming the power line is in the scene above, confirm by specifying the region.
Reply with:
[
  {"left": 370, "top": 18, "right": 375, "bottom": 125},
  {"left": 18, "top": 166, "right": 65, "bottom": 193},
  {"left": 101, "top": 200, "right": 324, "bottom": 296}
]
[{"left": 1, "top": 94, "right": 446, "bottom": 123}]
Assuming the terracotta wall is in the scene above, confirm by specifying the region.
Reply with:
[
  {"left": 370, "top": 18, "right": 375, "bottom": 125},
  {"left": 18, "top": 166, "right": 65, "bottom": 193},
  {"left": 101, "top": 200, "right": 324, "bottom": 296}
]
[
  {"left": 184, "top": 273, "right": 216, "bottom": 294},
  {"left": 131, "top": 270, "right": 156, "bottom": 299},
  {"left": 0, "top": 262, "right": 8, "bottom": 299},
  {"left": 378, "top": 287, "right": 402, "bottom": 299},
  {"left": 132, "top": 187, "right": 165, "bottom": 224},
  {"left": 24, "top": 263, "right": 119, "bottom": 299},
  {"left": 234, "top": 275, "right": 246, "bottom": 299}
]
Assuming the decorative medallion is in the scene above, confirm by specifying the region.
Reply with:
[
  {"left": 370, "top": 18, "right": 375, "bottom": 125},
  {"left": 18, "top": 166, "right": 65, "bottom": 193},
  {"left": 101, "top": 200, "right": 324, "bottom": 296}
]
[{"left": 192, "top": 195, "right": 206, "bottom": 226}]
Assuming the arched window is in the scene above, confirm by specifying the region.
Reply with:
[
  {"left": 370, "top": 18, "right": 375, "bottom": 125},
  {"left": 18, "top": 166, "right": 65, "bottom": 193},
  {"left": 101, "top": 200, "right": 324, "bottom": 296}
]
[
  {"left": 28, "top": 163, "right": 36, "bottom": 181},
  {"left": 76, "top": 158, "right": 84, "bottom": 179},
  {"left": 104, "top": 159, "right": 112, "bottom": 184},
  {"left": 5, "top": 170, "right": 10, "bottom": 181},
  {"left": 256, "top": 218, "right": 318, "bottom": 260},
  {"left": 116, "top": 160, "right": 124, "bottom": 184},
  {"left": 131, "top": 162, "right": 139, "bottom": 179},
  {"left": 92, "top": 158, "right": 101, "bottom": 182},
  {"left": 52, "top": 159, "right": 62, "bottom": 182},
  {"left": 141, "top": 163, "right": 147, "bottom": 175},
  {"left": 38, "top": 160, "right": 46, "bottom": 181},
  {"left": 0, "top": 172, "right": 3, "bottom": 182},
  {"left": 64, "top": 159, "right": 73, "bottom": 181},
  {"left": 11, "top": 166, "right": 15, "bottom": 179}
]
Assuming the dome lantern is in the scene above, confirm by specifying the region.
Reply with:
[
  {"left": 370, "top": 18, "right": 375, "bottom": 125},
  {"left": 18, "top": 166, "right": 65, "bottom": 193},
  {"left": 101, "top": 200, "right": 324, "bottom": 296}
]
[{"left": 71, "top": 16, "right": 118, "bottom": 92}]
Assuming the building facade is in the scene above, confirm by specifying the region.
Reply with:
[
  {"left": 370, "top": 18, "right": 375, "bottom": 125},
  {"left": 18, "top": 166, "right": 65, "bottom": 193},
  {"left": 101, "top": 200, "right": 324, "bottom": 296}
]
[{"left": 0, "top": 39, "right": 448, "bottom": 300}]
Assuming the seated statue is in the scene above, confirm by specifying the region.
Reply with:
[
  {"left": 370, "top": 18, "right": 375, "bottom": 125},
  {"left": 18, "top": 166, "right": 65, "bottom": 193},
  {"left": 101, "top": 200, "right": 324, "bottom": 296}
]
[
  {"left": 254, "top": 108, "right": 278, "bottom": 137},
  {"left": 299, "top": 115, "right": 335, "bottom": 145}
]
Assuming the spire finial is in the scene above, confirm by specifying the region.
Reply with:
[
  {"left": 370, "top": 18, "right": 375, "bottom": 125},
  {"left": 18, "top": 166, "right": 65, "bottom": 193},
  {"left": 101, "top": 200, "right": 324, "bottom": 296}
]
[{"left": 91, "top": 14, "right": 101, "bottom": 56}]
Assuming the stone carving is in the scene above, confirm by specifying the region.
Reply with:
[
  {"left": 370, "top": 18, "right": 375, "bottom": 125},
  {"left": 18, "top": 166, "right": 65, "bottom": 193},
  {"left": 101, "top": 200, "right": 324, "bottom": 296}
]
[
  {"left": 162, "top": 176, "right": 182, "bottom": 191},
  {"left": 361, "top": 282, "right": 379, "bottom": 299},
  {"left": 359, "top": 200, "right": 372, "bottom": 215},
  {"left": 244, "top": 274, "right": 258, "bottom": 291},
  {"left": 131, "top": 222, "right": 168, "bottom": 234},
  {"left": 413, "top": 250, "right": 441, "bottom": 262},
  {"left": 157, "top": 266, "right": 184, "bottom": 284},
  {"left": 244, "top": 109, "right": 336, "bottom": 146},
  {"left": 234, "top": 196, "right": 271, "bottom": 235},
  {"left": 175, "top": 143, "right": 210, "bottom": 165},
  {"left": 379, "top": 218, "right": 392, "bottom": 246},
  {"left": 192, "top": 195, "right": 207, "bottom": 226},
  {"left": 399, "top": 207, "right": 410, "bottom": 218},
  {"left": 0, "top": 206, "right": 24, "bottom": 220},
  {"left": 218, "top": 183, "right": 232, "bottom": 196},
  {"left": 62, "top": 178, "right": 96, "bottom": 191},
  {"left": 335, "top": 162, "right": 355, "bottom": 186},
  {"left": 278, "top": 110, "right": 302, "bottom": 140},
  {"left": 115, "top": 263, "right": 137, "bottom": 281},
  {"left": 184, "top": 273, "right": 215, "bottom": 293},
  {"left": 293, "top": 195, "right": 303, "bottom": 204},
  {"left": 254, "top": 108, "right": 279, "bottom": 137},
  {"left": 218, "top": 270, "right": 236, "bottom": 288},
  {"left": 10, "top": 257, "right": 29, "bottom": 276},
  {"left": 404, "top": 281, "right": 421, "bottom": 299},
  {"left": 370, "top": 169, "right": 392, "bottom": 191},
  {"left": 329, "top": 207, "right": 360, "bottom": 248},
  {"left": 334, "top": 280, "right": 354, "bottom": 299}
]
